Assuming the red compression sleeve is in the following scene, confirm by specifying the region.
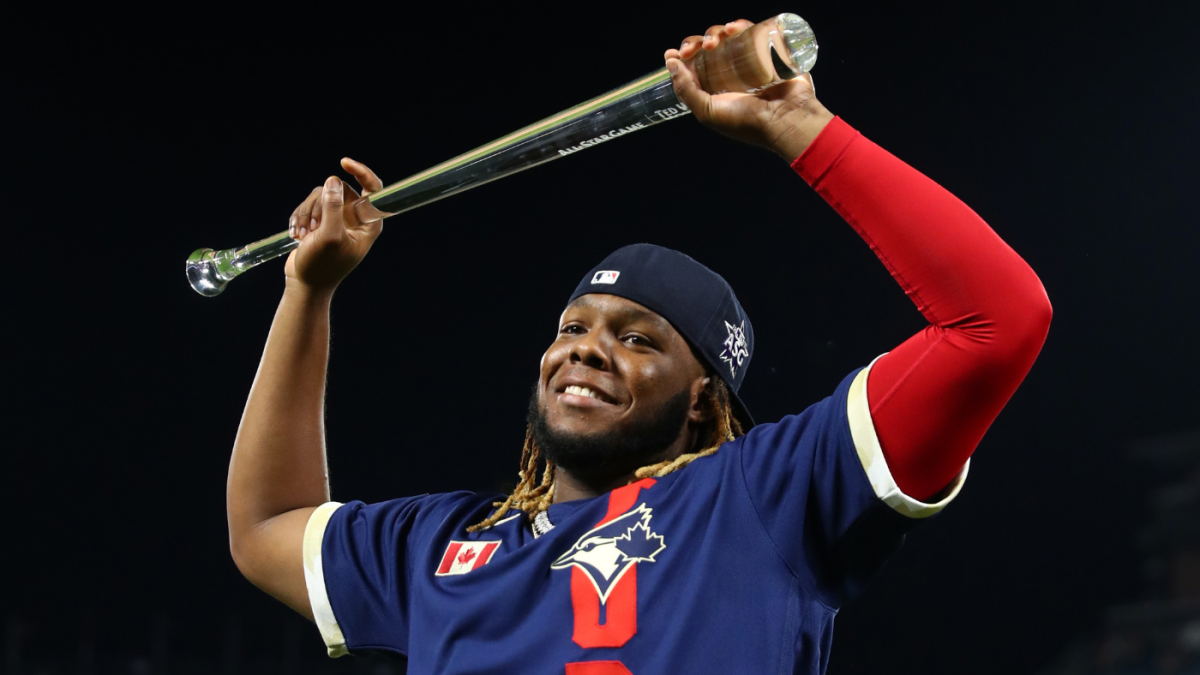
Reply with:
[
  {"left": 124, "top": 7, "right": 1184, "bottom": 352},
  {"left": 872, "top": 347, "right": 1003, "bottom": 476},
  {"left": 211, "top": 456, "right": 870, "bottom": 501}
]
[{"left": 792, "top": 117, "right": 1052, "bottom": 501}]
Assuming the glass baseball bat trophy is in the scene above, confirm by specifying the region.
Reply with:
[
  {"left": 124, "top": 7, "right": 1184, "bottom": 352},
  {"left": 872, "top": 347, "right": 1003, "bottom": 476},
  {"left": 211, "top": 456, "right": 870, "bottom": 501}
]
[{"left": 186, "top": 14, "right": 818, "bottom": 297}]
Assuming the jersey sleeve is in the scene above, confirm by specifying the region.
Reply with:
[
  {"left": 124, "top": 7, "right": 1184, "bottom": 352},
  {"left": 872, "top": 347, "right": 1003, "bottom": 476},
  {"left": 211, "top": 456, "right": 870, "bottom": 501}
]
[
  {"left": 737, "top": 361, "right": 968, "bottom": 605},
  {"left": 302, "top": 494, "right": 458, "bottom": 657}
]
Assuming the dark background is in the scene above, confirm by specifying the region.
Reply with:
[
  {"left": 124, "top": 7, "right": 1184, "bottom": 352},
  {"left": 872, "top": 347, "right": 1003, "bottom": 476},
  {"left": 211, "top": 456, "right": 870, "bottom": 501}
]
[{"left": 6, "top": 1, "right": 1199, "bottom": 673}]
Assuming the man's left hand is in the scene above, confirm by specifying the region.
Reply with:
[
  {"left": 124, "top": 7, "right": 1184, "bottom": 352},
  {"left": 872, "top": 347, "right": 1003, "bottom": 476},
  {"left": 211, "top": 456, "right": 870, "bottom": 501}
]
[{"left": 664, "top": 20, "right": 835, "bottom": 161}]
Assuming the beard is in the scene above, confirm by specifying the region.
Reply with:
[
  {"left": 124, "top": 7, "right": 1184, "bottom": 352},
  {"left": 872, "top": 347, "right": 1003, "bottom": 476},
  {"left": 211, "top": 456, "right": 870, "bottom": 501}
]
[{"left": 527, "top": 383, "right": 692, "bottom": 488}]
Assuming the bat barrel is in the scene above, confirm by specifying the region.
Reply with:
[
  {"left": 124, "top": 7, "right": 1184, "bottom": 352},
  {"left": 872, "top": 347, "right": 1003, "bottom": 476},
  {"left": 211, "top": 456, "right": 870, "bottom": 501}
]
[{"left": 365, "top": 71, "right": 685, "bottom": 217}]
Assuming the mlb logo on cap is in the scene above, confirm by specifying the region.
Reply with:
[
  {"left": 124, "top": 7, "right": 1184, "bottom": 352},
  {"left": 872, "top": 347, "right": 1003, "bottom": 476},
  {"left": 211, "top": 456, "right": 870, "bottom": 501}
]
[
  {"left": 591, "top": 270, "right": 620, "bottom": 285},
  {"left": 436, "top": 541, "right": 501, "bottom": 576}
]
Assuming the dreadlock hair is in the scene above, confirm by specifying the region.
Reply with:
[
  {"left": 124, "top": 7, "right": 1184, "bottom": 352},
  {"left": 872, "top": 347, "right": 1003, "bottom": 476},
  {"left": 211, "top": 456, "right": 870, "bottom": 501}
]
[{"left": 467, "top": 376, "right": 745, "bottom": 532}]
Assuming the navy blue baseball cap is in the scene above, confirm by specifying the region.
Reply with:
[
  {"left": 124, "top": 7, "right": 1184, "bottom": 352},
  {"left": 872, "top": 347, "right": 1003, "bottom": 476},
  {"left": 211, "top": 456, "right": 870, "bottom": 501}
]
[{"left": 569, "top": 244, "right": 755, "bottom": 428}]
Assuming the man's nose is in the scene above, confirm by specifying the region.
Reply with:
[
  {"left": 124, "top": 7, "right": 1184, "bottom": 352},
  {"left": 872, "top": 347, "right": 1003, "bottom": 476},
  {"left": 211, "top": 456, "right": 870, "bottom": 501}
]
[{"left": 569, "top": 331, "right": 611, "bottom": 370}]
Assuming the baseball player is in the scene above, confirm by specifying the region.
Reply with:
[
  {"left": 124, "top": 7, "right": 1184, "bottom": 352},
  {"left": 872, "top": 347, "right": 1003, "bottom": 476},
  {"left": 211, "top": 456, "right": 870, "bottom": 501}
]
[{"left": 226, "top": 19, "right": 1052, "bottom": 674}]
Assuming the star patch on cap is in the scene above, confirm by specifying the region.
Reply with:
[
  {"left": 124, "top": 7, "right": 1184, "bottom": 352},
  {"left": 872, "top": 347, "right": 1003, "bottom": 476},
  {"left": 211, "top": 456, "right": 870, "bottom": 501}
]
[{"left": 719, "top": 320, "right": 750, "bottom": 378}]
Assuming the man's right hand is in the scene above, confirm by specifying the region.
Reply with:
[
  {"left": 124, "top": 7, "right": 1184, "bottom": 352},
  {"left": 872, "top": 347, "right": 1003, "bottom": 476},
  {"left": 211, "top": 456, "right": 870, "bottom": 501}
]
[{"left": 284, "top": 158, "right": 385, "bottom": 292}]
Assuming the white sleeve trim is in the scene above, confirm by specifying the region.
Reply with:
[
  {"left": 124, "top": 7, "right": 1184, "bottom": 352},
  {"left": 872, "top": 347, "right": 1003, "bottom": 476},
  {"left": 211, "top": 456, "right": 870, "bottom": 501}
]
[
  {"left": 846, "top": 357, "right": 970, "bottom": 519},
  {"left": 303, "top": 502, "right": 349, "bottom": 657}
]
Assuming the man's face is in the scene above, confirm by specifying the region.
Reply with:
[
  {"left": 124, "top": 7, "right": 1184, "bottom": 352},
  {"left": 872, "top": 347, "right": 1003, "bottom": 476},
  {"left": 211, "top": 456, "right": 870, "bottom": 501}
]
[{"left": 533, "top": 294, "right": 709, "bottom": 482}]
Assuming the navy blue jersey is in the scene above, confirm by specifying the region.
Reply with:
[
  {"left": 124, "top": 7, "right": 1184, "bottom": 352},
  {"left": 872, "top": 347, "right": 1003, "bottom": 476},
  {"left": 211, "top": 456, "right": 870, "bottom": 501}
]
[{"left": 302, "top": 363, "right": 968, "bottom": 674}]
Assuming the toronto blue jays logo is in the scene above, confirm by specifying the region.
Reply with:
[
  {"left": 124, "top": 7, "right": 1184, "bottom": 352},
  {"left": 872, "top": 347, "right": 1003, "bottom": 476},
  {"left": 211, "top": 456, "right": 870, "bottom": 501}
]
[
  {"left": 719, "top": 319, "right": 749, "bottom": 378},
  {"left": 551, "top": 504, "right": 666, "bottom": 603}
]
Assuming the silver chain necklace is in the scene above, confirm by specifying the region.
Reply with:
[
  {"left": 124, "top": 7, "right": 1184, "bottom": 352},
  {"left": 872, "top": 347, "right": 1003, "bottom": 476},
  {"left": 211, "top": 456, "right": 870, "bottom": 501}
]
[{"left": 532, "top": 511, "right": 555, "bottom": 538}]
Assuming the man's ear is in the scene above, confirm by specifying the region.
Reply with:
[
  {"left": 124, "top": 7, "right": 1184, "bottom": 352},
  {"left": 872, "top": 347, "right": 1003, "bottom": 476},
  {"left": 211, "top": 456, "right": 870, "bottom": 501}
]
[{"left": 687, "top": 377, "right": 713, "bottom": 424}]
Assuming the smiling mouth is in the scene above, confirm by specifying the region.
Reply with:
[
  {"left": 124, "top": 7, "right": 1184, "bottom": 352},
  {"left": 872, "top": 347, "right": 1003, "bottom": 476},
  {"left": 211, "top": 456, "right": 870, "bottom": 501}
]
[{"left": 560, "top": 385, "right": 616, "bottom": 405}]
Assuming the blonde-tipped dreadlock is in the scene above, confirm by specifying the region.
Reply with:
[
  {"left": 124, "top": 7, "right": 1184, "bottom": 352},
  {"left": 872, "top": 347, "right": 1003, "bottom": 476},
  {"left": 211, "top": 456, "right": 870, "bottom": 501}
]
[{"left": 467, "top": 378, "right": 744, "bottom": 532}]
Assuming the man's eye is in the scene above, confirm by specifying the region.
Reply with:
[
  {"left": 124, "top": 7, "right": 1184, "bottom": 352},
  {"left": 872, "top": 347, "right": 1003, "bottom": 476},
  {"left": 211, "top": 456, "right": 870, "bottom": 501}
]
[
  {"left": 561, "top": 325, "right": 584, "bottom": 335},
  {"left": 623, "top": 334, "right": 650, "bottom": 346}
]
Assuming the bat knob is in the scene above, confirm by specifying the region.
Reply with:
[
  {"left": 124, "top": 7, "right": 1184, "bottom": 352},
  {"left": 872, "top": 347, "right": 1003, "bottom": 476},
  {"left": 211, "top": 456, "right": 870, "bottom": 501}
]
[
  {"left": 185, "top": 231, "right": 299, "bottom": 297},
  {"left": 186, "top": 248, "right": 232, "bottom": 297}
]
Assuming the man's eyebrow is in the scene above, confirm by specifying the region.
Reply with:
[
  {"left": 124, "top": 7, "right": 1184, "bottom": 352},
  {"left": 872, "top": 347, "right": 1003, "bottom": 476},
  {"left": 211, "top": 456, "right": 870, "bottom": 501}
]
[{"left": 570, "top": 297, "right": 672, "bottom": 331}]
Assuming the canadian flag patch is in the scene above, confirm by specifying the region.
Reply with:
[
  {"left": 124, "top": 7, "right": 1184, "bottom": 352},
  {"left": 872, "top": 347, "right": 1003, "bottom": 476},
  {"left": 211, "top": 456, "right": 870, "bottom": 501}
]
[{"left": 436, "top": 540, "right": 501, "bottom": 576}]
